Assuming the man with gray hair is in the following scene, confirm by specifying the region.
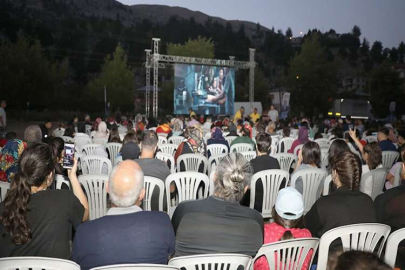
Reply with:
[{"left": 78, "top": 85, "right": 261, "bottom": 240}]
[
  {"left": 72, "top": 161, "right": 175, "bottom": 270},
  {"left": 171, "top": 153, "right": 263, "bottom": 257}
]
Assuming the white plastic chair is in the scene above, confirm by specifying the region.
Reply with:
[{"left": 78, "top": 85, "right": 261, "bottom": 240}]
[
  {"left": 79, "top": 175, "right": 109, "bottom": 220},
  {"left": 291, "top": 168, "right": 327, "bottom": 213},
  {"left": 317, "top": 223, "right": 391, "bottom": 270},
  {"left": 143, "top": 176, "right": 165, "bottom": 212},
  {"left": 230, "top": 143, "right": 254, "bottom": 153},
  {"left": 91, "top": 264, "right": 180, "bottom": 270},
  {"left": 55, "top": 174, "right": 70, "bottom": 190},
  {"left": 114, "top": 155, "right": 123, "bottom": 166},
  {"left": 168, "top": 136, "right": 185, "bottom": 146},
  {"left": 169, "top": 253, "right": 251, "bottom": 270},
  {"left": 53, "top": 128, "right": 65, "bottom": 138},
  {"left": 365, "top": 136, "right": 378, "bottom": 143},
  {"left": 321, "top": 150, "right": 329, "bottom": 169},
  {"left": 81, "top": 143, "right": 104, "bottom": 155},
  {"left": 293, "top": 144, "right": 304, "bottom": 156},
  {"left": 118, "top": 126, "right": 128, "bottom": 134},
  {"left": 0, "top": 181, "right": 10, "bottom": 202},
  {"left": 106, "top": 142, "right": 122, "bottom": 166},
  {"left": 156, "top": 153, "right": 176, "bottom": 174},
  {"left": 207, "top": 144, "right": 228, "bottom": 156},
  {"left": 225, "top": 136, "right": 238, "bottom": 146},
  {"left": 240, "top": 151, "right": 257, "bottom": 162},
  {"left": 315, "top": 138, "right": 329, "bottom": 148},
  {"left": 290, "top": 129, "right": 299, "bottom": 138},
  {"left": 149, "top": 127, "right": 157, "bottom": 132},
  {"left": 61, "top": 136, "right": 74, "bottom": 143},
  {"left": 93, "top": 137, "right": 108, "bottom": 146},
  {"left": 393, "top": 162, "right": 403, "bottom": 188},
  {"left": 209, "top": 170, "right": 216, "bottom": 196},
  {"left": 165, "top": 172, "right": 209, "bottom": 217},
  {"left": 253, "top": 238, "right": 319, "bottom": 270},
  {"left": 360, "top": 168, "right": 389, "bottom": 200},
  {"left": 74, "top": 136, "right": 92, "bottom": 153},
  {"left": 177, "top": 153, "right": 208, "bottom": 173},
  {"left": 250, "top": 169, "right": 290, "bottom": 218},
  {"left": 81, "top": 155, "right": 112, "bottom": 176},
  {"left": 85, "top": 125, "right": 92, "bottom": 136},
  {"left": 157, "top": 133, "right": 168, "bottom": 138},
  {"left": 158, "top": 136, "right": 168, "bottom": 145},
  {"left": 277, "top": 137, "right": 295, "bottom": 153},
  {"left": 382, "top": 151, "right": 399, "bottom": 169},
  {"left": 384, "top": 228, "right": 405, "bottom": 268},
  {"left": 207, "top": 153, "right": 227, "bottom": 176},
  {"left": 159, "top": 144, "right": 178, "bottom": 156},
  {"left": 0, "top": 256, "right": 80, "bottom": 270},
  {"left": 273, "top": 153, "right": 297, "bottom": 172},
  {"left": 323, "top": 174, "right": 332, "bottom": 196}
]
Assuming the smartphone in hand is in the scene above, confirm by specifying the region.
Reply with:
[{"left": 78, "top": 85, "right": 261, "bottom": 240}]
[{"left": 63, "top": 143, "right": 75, "bottom": 169}]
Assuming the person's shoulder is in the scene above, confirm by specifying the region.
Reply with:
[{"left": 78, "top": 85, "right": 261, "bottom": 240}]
[
  {"left": 237, "top": 204, "right": 263, "bottom": 221},
  {"left": 136, "top": 210, "right": 171, "bottom": 222}
]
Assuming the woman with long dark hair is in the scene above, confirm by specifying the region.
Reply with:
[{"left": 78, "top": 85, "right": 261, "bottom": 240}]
[{"left": 0, "top": 143, "right": 89, "bottom": 258}]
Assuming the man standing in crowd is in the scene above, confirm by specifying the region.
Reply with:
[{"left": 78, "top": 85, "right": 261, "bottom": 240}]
[
  {"left": 234, "top": 107, "right": 245, "bottom": 123},
  {"left": 188, "top": 107, "right": 196, "bottom": 119},
  {"left": 72, "top": 161, "right": 175, "bottom": 270},
  {"left": 268, "top": 104, "right": 278, "bottom": 123},
  {"left": 0, "top": 100, "right": 7, "bottom": 134},
  {"left": 39, "top": 120, "right": 52, "bottom": 141},
  {"left": 250, "top": 108, "right": 260, "bottom": 123}
]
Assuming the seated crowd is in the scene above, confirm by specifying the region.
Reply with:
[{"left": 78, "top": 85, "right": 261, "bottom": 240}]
[{"left": 0, "top": 111, "right": 404, "bottom": 270}]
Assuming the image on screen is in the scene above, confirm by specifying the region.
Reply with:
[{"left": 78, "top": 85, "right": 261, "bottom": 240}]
[{"left": 173, "top": 64, "right": 235, "bottom": 115}]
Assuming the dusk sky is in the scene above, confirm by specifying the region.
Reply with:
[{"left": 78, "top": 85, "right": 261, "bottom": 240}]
[{"left": 117, "top": 0, "right": 405, "bottom": 49}]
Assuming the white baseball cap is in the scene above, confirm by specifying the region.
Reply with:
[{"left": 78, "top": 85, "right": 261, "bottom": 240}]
[{"left": 275, "top": 187, "right": 304, "bottom": 220}]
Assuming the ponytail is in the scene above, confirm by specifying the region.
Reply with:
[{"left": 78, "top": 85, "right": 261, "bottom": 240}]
[{"left": 272, "top": 207, "right": 304, "bottom": 241}]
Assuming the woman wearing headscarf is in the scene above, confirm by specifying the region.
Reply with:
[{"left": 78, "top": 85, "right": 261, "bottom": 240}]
[
  {"left": 174, "top": 126, "right": 206, "bottom": 172},
  {"left": 207, "top": 127, "right": 230, "bottom": 156},
  {"left": 0, "top": 140, "right": 27, "bottom": 182},
  {"left": 172, "top": 119, "right": 184, "bottom": 137},
  {"left": 24, "top": 125, "right": 42, "bottom": 146},
  {"left": 92, "top": 121, "right": 109, "bottom": 139},
  {"left": 288, "top": 126, "right": 309, "bottom": 154}
]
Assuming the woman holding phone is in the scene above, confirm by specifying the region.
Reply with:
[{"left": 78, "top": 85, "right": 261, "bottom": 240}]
[{"left": 0, "top": 143, "right": 89, "bottom": 258}]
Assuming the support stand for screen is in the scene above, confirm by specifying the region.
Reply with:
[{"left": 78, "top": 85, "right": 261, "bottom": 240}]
[{"left": 144, "top": 38, "right": 256, "bottom": 118}]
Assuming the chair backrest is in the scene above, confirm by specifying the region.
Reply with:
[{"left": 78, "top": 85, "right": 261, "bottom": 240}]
[
  {"left": 168, "top": 136, "right": 185, "bottom": 146},
  {"left": 81, "top": 155, "right": 112, "bottom": 176},
  {"left": 149, "top": 127, "right": 157, "bottom": 132},
  {"left": 321, "top": 149, "right": 329, "bottom": 168},
  {"left": 253, "top": 238, "right": 319, "bottom": 270},
  {"left": 53, "top": 128, "right": 65, "bottom": 138},
  {"left": 323, "top": 174, "right": 332, "bottom": 196},
  {"left": 85, "top": 125, "right": 92, "bottom": 136},
  {"left": 360, "top": 168, "right": 389, "bottom": 200},
  {"left": 91, "top": 264, "right": 180, "bottom": 270},
  {"left": 207, "top": 144, "right": 228, "bottom": 156},
  {"left": 74, "top": 136, "right": 92, "bottom": 151},
  {"left": 81, "top": 143, "right": 104, "bottom": 155},
  {"left": 365, "top": 136, "right": 378, "bottom": 143},
  {"left": 291, "top": 168, "right": 327, "bottom": 213},
  {"left": 157, "top": 133, "right": 168, "bottom": 138},
  {"left": 79, "top": 175, "right": 109, "bottom": 220},
  {"left": 158, "top": 136, "right": 168, "bottom": 145},
  {"left": 61, "top": 136, "right": 74, "bottom": 143},
  {"left": 106, "top": 143, "right": 122, "bottom": 166},
  {"left": 290, "top": 129, "right": 299, "bottom": 138},
  {"left": 118, "top": 126, "right": 128, "bottom": 134},
  {"left": 92, "top": 137, "right": 108, "bottom": 146},
  {"left": 165, "top": 172, "right": 209, "bottom": 217},
  {"left": 240, "top": 151, "right": 257, "bottom": 162},
  {"left": 393, "top": 162, "right": 403, "bottom": 188},
  {"left": 159, "top": 144, "right": 178, "bottom": 156},
  {"left": 293, "top": 144, "right": 304, "bottom": 156},
  {"left": 143, "top": 176, "right": 165, "bottom": 211},
  {"left": 209, "top": 171, "right": 216, "bottom": 196},
  {"left": 230, "top": 143, "right": 253, "bottom": 153},
  {"left": 225, "top": 136, "right": 238, "bottom": 146},
  {"left": 55, "top": 174, "right": 70, "bottom": 190},
  {"left": 250, "top": 169, "right": 290, "bottom": 218},
  {"left": 384, "top": 228, "right": 405, "bottom": 268},
  {"left": 273, "top": 153, "right": 297, "bottom": 172},
  {"left": 156, "top": 153, "right": 176, "bottom": 174},
  {"left": 381, "top": 151, "right": 399, "bottom": 168},
  {"left": 114, "top": 155, "right": 123, "bottom": 166},
  {"left": 207, "top": 153, "right": 227, "bottom": 176},
  {"left": 0, "top": 181, "right": 10, "bottom": 202},
  {"left": 317, "top": 223, "right": 391, "bottom": 270},
  {"left": 278, "top": 137, "right": 295, "bottom": 153},
  {"left": 169, "top": 253, "right": 252, "bottom": 270},
  {"left": 0, "top": 256, "right": 80, "bottom": 270},
  {"left": 315, "top": 138, "right": 329, "bottom": 147},
  {"left": 177, "top": 153, "right": 208, "bottom": 173}
]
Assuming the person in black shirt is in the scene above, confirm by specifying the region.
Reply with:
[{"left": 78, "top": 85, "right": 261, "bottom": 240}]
[
  {"left": 172, "top": 153, "right": 263, "bottom": 257},
  {"left": 0, "top": 143, "right": 88, "bottom": 258},
  {"left": 39, "top": 120, "right": 52, "bottom": 142}
]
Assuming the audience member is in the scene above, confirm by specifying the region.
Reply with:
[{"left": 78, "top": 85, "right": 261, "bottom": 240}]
[
  {"left": 327, "top": 251, "right": 391, "bottom": 270},
  {"left": 156, "top": 118, "right": 172, "bottom": 136},
  {"left": 386, "top": 147, "right": 405, "bottom": 189},
  {"left": 63, "top": 122, "right": 76, "bottom": 138},
  {"left": 207, "top": 127, "right": 229, "bottom": 156},
  {"left": 327, "top": 139, "right": 351, "bottom": 173},
  {"left": 266, "top": 121, "right": 277, "bottom": 136},
  {"left": 282, "top": 127, "right": 291, "bottom": 138},
  {"left": 0, "top": 144, "right": 88, "bottom": 258},
  {"left": 254, "top": 188, "right": 312, "bottom": 270},
  {"left": 267, "top": 105, "right": 278, "bottom": 123},
  {"left": 24, "top": 125, "right": 42, "bottom": 145},
  {"left": 230, "top": 125, "right": 255, "bottom": 150},
  {"left": 172, "top": 119, "right": 184, "bottom": 137},
  {"left": 234, "top": 107, "right": 245, "bottom": 123},
  {"left": 187, "top": 115, "right": 200, "bottom": 127},
  {"left": 109, "top": 126, "right": 122, "bottom": 143},
  {"left": 121, "top": 141, "right": 140, "bottom": 161},
  {"left": 227, "top": 123, "right": 239, "bottom": 137},
  {"left": 48, "top": 137, "right": 67, "bottom": 177},
  {"left": 202, "top": 117, "right": 213, "bottom": 134},
  {"left": 378, "top": 127, "right": 396, "bottom": 151},
  {"left": 288, "top": 126, "right": 309, "bottom": 154},
  {"left": 174, "top": 127, "right": 206, "bottom": 165},
  {"left": 93, "top": 121, "right": 109, "bottom": 139},
  {"left": 0, "top": 132, "right": 17, "bottom": 147},
  {"left": 39, "top": 120, "right": 52, "bottom": 141},
  {"left": 72, "top": 161, "right": 174, "bottom": 270},
  {"left": 250, "top": 108, "right": 260, "bottom": 123},
  {"left": 305, "top": 152, "right": 376, "bottom": 244},
  {"left": 172, "top": 153, "right": 263, "bottom": 257},
  {"left": 0, "top": 139, "right": 27, "bottom": 183}
]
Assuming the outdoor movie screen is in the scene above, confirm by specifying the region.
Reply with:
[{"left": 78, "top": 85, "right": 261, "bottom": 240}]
[{"left": 173, "top": 64, "right": 235, "bottom": 115}]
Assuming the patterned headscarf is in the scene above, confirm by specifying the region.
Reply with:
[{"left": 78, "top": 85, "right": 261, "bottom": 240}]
[
  {"left": 211, "top": 127, "right": 225, "bottom": 140},
  {"left": 187, "top": 127, "right": 205, "bottom": 155},
  {"left": 0, "top": 140, "right": 27, "bottom": 182},
  {"left": 24, "top": 125, "right": 42, "bottom": 144}
]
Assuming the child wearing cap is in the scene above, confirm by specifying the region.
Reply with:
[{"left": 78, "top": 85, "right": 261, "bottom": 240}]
[{"left": 254, "top": 187, "right": 312, "bottom": 270}]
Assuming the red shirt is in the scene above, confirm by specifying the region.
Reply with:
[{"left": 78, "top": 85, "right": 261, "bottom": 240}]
[
  {"left": 156, "top": 124, "right": 171, "bottom": 134},
  {"left": 254, "top": 223, "right": 312, "bottom": 270}
]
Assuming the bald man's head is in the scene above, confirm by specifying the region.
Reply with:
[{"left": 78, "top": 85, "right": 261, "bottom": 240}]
[{"left": 107, "top": 160, "right": 144, "bottom": 207}]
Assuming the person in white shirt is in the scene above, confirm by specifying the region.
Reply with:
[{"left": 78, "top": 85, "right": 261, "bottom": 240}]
[
  {"left": 268, "top": 105, "right": 278, "bottom": 123},
  {"left": 0, "top": 100, "right": 7, "bottom": 131}
]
